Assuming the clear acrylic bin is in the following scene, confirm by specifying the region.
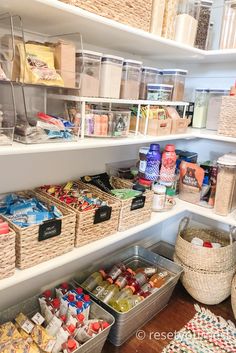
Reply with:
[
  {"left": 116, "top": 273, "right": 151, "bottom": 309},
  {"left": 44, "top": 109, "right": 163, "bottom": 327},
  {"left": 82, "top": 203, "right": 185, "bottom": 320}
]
[
  {"left": 147, "top": 84, "right": 173, "bottom": 100},
  {"left": 0, "top": 81, "right": 16, "bottom": 145},
  {"left": 220, "top": 0, "right": 236, "bottom": 49},
  {"left": 162, "top": 69, "right": 188, "bottom": 101},
  {"left": 139, "top": 67, "right": 162, "bottom": 100},
  {"left": 99, "top": 55, "right": 123, "bottom": 99},
  {"left": 120, "top": 60, "right": 142, "bottom": 100}
]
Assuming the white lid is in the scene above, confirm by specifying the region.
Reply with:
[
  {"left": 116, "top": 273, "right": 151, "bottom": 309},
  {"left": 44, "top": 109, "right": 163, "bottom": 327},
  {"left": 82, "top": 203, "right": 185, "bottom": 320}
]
[
  {"left": 153, "top": 184, "right": 166, "bottom": 193},
  {"left": 76, "top": 50, "right": 103, "bottom": 57},
  {"left": 161, "top": 69, "right": 188, "bottom": 75},
  {"left": 217, "top": 153, "right": 236, "bottom": 166},
  {"left": 102, "top": 54, "right": 124, "bottom": 61},
  {"left": 142, "top": 66, "right": 162, "bottom": 74},
  {"left": 147, "top": 84, "right": 173, "bottom": 90},
  {"left": 123, "top": 59, "right": 143, "bottom": 65},
  {"left": 139, "top": 146, "right": 150, "bottom": 153}
]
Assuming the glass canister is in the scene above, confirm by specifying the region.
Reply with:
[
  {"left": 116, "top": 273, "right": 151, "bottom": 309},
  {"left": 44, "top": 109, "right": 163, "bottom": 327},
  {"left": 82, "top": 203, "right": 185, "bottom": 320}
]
[
  {"left": 162, "top": 0, "right": 179, "bottom": 39},
  {"left": 150, "top": 0, "right": 166, "bottom": 36},
  {"left": 206, "top": 89, "right": 230, "bottom": 130},
  {"left": 192, "top": 88, "right": 209, "bottom": 128},
  {"left": 214, "top": 153, "right": 236, "bottom": 216},
  {"left": 220, "top": 0, "right": 236, "bottom": 49},
  {"left": 161, "top": 69, "right": 188, "bottom": 101},
  {"left": 139, "top": 67, "right": 162, "bottom": 100},
  {"left": 174, "top": 0, "right": 198, "bottom": 46},
  {"left": 120, "top": 60, "right": 142, "bottom": 100},
  {"left": 99, "top": 55, "right": 124, "bottom": 99},
  {"left": 194, "top": 0, "right": 213, "bottom": 50},
  {"left": 76, "top": 50, "right": 102, "bottom": 97},
  {"left": 147, "top": 84, "right": 173, "bottom": 101}
]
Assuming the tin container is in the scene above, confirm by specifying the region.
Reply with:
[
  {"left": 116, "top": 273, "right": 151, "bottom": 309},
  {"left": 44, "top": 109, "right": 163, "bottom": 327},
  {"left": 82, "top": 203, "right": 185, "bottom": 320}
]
[
  {"left": 0, "top": 290, "right": 115, "bottom": 353},
  {"left": 148, "top": 241, "right": 175, "bottom": 260},
  {"left": 74, "top": 245, "right": 183, "bottom": 346}
]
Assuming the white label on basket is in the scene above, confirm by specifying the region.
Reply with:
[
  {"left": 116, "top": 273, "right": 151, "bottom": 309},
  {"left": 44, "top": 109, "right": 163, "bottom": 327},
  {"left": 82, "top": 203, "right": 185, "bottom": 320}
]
[
  {"left": 32, "top": 312, "right": 45, "bottom": 326},
  {"left": 22, "top": 319, "right": 34, "bottom": 334}
]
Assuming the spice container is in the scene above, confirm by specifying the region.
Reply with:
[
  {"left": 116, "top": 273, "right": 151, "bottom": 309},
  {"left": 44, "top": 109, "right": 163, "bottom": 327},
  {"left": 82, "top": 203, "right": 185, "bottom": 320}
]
[
  {"left": 120, "top": 60, "right": 142, "bottom": 100},
  {"left": 147, "top": 84, "right": 173, "bottom": 101},
  {"left": 162, "top": 0, "right": 179, "bottom": 39},
  {"left": 206, "top": 89, "right": 230, "bottom": 131},
  {"left": 139, "top": 67, "right": 162, "bottom": 100},
  {"left": 152, "top": 184, "right": 166, "bottom": 211},
  {"left": 174, "top": 0, "right": 198, "bottom": 46},
  {"left": 194, "top": 0, "right": 213, "bottom": 50},
  {"left": 214, "top": 153, "right": 236, "bottom": 216},
  {"left": 99, "top": 55, "right": 123, "bottom": 98},
  {"left": 192, "top": 88, "right": 209, "bottom": 128},
  {"left": 220, "top": 0, "right": 236, "bottom": 49},
  {"left": 162, "top": 69, "right": 188, "bottom": 101},
  {"left": 76, "top": 50, "right": 102, "bottom": 97},
  {"left": 150, "top": 0, "right": 166, "bottom": 36}
]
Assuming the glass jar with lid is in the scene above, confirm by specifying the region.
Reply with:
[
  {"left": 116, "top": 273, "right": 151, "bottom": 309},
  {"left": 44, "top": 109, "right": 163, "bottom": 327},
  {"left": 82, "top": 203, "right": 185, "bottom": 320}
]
[
  {"left": 206, "top": 89, "right": 230, "bottom": 130},
  {"left": 161, "top": 69, "right": 188, "bottom": 101},
  {"left": 99, "top": 55, "right": 123, "bottom": 99},
  {"left": 174, "top": 0, "right": 198, "bottom": 46},
  {"left": 139, "top": 67, "right": 162, "bottom": 100},
  {"left": 194, "top": 0, "right": 213, "bottom": 50},
  {"left": 120, "top": 60, "right": 142, "bottom": 100},
  {"left": 192, "top": 88, "right": 209, "bottom": 128},
  {"left": 220, "top": 0, "right": 236, "bottom": 49}
]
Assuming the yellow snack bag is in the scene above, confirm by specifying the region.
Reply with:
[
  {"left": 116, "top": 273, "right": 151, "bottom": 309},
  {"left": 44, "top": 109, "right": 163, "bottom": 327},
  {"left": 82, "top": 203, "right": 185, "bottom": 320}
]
[
  {"left": 0, "top": 322, "right": 22, "bottom": 349},
  {"left": 17, "top": 42, "right": 64, "bottom": 86},
  {"left": 31, "top": 325, "right": 56, "bottom": 353},
  {"left": 12, "top": 341, "right": 40, "bottom": 353},
  {"left": 15, "top": 313, "right": 35, "bottom": 335}
]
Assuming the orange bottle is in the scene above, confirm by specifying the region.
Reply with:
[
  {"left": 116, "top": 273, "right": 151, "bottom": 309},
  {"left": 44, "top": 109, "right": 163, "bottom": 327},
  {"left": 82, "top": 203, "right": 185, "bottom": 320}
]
[{"left": 149, "top": 271, "right": 169, "bottom": 288}]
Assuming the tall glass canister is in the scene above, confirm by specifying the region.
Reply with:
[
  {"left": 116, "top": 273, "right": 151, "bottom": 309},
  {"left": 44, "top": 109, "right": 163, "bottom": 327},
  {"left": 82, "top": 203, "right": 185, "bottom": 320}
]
[
  {"left": 174, "top": 0, "right": 198, "bottom": 46},
  {"left": 220, "top": 0, "right": 236, "bottom": 49},
  {"left": 192, "top": 88, "right": 209, "bottom": 128},
  {"left": 194, "top": 0, "right": 213, "bottom": 49}
]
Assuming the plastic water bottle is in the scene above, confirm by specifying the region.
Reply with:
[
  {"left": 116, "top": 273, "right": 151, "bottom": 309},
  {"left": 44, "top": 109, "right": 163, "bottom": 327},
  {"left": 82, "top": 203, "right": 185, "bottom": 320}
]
[{"left": 145, "top": 144, "right": 161, "bottom": 181}]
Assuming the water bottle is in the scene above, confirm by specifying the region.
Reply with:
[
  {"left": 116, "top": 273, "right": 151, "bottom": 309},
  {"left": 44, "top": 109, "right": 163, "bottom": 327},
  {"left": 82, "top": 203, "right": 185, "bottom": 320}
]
[{"left": 145, "top": 144, "right": 161, "bottom": 181}]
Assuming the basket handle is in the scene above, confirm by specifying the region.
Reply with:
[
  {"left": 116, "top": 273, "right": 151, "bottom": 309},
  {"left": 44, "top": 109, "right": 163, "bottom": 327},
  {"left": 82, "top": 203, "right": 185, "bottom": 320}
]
[
  {"left": 178, "top": 217, "right": 190, "bottom": 234},
  {"left": 229, "top": 226, "right": 236, "bottom": 244}
]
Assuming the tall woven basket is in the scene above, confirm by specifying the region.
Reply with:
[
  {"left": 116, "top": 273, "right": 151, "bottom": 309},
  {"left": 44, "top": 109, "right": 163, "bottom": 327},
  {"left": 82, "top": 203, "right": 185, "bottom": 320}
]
[
  {"left": 175, "top": 217, "right": 236, "bottom": 272},
  {"left": 0, "top": 227, "right": 15, "bottom": 279},
  {"left": 174, "top": 254, "right": 236, "bottom": 305},
  {"left": 232, "top": 275, "right": 236, "bottom": 319},
  {"left": 59, "top": 0, "right": 153, "bottom": 32}
]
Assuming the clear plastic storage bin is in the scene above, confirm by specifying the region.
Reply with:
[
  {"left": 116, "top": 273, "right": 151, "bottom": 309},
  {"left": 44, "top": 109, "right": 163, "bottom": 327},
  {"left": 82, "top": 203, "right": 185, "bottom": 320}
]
[
  {"left": 76, "top": 50, "right": 102, "bottom": 97},
  {"left": 192, "top": 88, "right": 209, "bottom": 128},
  {"left": 139, "top": 67, "right": 162, "bottom": 100},
  {"left": 99, "top": 55, "right": 123, "bottom": 98},
  {"left": 174, "top": 0, "right": 198, "bottom": 46},
  {"left": 220, "top": 0, "right": 236, "bottom": 49},
  {"left": 120, "top": 60, "right": 142, "bottom": 100},
  {"left": 162, "top": 69, "right": 188, "bottom": 101},
  {"left": 206, "top": 89, "right": 230, "bottom": 130},
  {"left": 85, "top": 110, "right": 131, "bottom": 137},
  {"left": 194, "top": 0, "right": 213, "bottom": 50},
  {"left": 147, "top": 84, "right": 173, "bottom": 101}
]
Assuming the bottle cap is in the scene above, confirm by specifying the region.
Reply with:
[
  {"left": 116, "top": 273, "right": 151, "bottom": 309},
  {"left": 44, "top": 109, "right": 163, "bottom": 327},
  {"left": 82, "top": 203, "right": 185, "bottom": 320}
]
[
  {"left": 60, "top": 315, "right": 67, "bottom": 322},
  {"left": 138, "top": 178, "right": 152, "bottom": 187},
  {"left": 107, "top": 278, "right": 113, "bottom": 284},
  {"left": 127, "top": 286, "right": 135, "bottom": 293},
  {"left": 150, "top": 143, "right": 160, "bottom": 151},
  {"left": 43, "top": 290, "right": 52, "bottom": 299},
  {"left": 203, "top": 241, "right": 213, "bottom": 248},
  {"left": 76, "top": 287, "right": 83, "bottom": 294},
  {"left": 67, "top": 324, "right": 76, "bottom": 333},
  {"left": 76, "top": 301, "right": 83, "bottom": 308},
  {"left": 77, "top": 313, "right": 85, "bottom": 322},
  {"left": 165, "top": 144, "right": 175, "bottom": 152},
  {"left": 83, "top": 294, "right": 90, "bottom": 302},
  {"left": 61, "top": 282, "right": 69, "bottom": 289},
  {"left": 148, "top": 281, "right": 154, "bottom": 288},
  {"left": 52, "top": 298, "right": 60, "bottom": 308},
  {"left": 67, "top": 339, "right": 77, "bottom": 350},
  {"left": 68, "top": 294, "right": 75, "bottom": 302},
  {"left": 92, "top": 323, "right": 100, "bottom": 332},
  {"left": 99, "top": 269, "right": 106, "bottom": 278},
  {"left": 127, "top": 268, "right": 135, "bottom": 275},
  {"left": 102, "top": 321, "right": 110, "bottom": 329},
  {"left": 152, "top": 184, "right": 166, "bottom": 194}
]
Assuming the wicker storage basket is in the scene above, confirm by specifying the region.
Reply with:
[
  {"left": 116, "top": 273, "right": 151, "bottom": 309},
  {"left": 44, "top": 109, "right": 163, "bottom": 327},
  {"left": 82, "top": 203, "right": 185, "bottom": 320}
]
[
  {"left": 171, "top": 118, "right": 190, "bottom": 134},
  {"left": 60, "top": 0, "right": 153, "bottom": 32},
  {"left": 174, "top": 254, "right": 236, "bottom": 305},
  {"left": 232, "top": 275, "right": 236, "bottom": 319},
  {"left": 0, "top": 226, "right": 15, "bottom": 279},
  {"left": 1, "top": 191, "right": 76, "bottom": 270},
  {"left": 175, "top": 217, "right": 236, "bottom": 272},
  {"left": 38, "top": 181, "right": 120, "bottom": 247},
  {"left": 218, "top": 96, "right": 236, "bottom": 137}
]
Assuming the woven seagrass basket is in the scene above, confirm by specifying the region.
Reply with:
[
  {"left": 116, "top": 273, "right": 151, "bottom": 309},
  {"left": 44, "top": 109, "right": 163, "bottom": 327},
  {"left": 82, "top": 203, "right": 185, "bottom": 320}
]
[
  {"left": 174, "top": 254, "right": 236, "bottom": 305},
  {"left": 1, "top": 190, "right": 76, "bottom": 270},
  {"left": 218, "top": 96, "right": 236, "bottom": 137},
  {"left": 232, "top": 275, "right": 236, "bottom": 319},
  {"left": 175, "top": 217, "right": 236, "bottom": 272},
  {"left": 0, "top": 226, "right": 15, "bottom": 279},
  {"left": 38, "top": 180, "right": 120, "bottom": 247},
  {"left": 59, "top": 0, "right": 153, "bottom": 32}
]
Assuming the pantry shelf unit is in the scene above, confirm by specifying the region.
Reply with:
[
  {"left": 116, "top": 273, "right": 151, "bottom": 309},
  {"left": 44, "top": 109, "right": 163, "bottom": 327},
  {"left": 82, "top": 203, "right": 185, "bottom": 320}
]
[
  {"left": 0, "top": 197, "right": 235, "bottom": 293},
  {"left": 1, "top": 0, "right": 236, "bottom": 63}
]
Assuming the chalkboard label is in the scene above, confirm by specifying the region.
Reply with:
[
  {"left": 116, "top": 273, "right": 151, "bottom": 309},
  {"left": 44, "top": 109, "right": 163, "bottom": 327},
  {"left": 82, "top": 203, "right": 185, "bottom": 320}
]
[
  {"left": 94, "top": 206, "right": 112, "bottom": 224},
  {"left": 38, "top": 219, "right": 62, "bottom": 241},
  {"left": 131, "top": 195, "right": 146, "bottom": 211}
]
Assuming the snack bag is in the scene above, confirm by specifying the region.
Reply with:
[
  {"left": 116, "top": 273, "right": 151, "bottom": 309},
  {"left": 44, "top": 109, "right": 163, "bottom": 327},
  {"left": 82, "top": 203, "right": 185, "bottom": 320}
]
[
  {"left": 31, "top": 325, "right": 56, "bottom": 353},
  {"left": 179, "top": 161, "right": 204, "bottom": 204},
  {"left": 17, "top": 42, "right": 64, "bottom": 86},
  {"left": 0, "top": 322, "right": 22, "bottom": 349}
]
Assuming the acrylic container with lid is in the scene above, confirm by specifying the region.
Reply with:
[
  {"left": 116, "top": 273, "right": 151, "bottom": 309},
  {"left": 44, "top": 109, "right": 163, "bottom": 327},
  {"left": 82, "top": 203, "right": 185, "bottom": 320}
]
[
  {"left": 174, "top": 0, "right": 198, "bottom": 46},
  {"left": 139, "top": 67, "right": 162, "bottom": 100},
  {"left": 99, "top": 55, "right": 124, "bottom": 99},
  {"left": 194, "top": 0, "right": 213, "bottom": 50},
  {"left": 214, "top": 153, "right": 236, "bottom": 216},
  {"left": 147, "top": 84, "right": 173, "bottom": 101},
  {"left": 206, "top": 89, "right": 230, "bottom": 130},
  {"left": 192, "top": 88, "right": 209, "bottom": 128},
  {"left": 220, "top": 0, "right": 236, "bottom": 49},
  {"left": 76, "top": 50, "right": 102, "bottom": 97},
  {"left": 161, "top": 69, "right": 188, "bottom": 101},
  {"left": 120, "top": 60, "right": 142, "bottom": 100}
]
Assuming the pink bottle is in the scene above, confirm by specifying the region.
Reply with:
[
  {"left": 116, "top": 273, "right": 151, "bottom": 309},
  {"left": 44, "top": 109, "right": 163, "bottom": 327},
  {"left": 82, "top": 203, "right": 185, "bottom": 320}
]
[{"left": 159, "top": 144, "right": 177, "bottom": 185}]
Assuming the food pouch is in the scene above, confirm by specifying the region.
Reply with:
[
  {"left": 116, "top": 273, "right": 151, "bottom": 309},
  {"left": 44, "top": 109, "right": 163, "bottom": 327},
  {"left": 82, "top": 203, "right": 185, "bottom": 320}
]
[
  {"left": 31, "top": 325, "right": 56, "bottom": 353},
  {"left": 17, "top": 43, "right": 64, "bottom": 86},
  {"left": 0, "top": 322, "right": 22, "bottom": 349},
  {"left": 15, "top": 313, "right": 35, "bottom": 335},
  {"left": 179, "top": 161, "right": 204, "bottom": 204}
]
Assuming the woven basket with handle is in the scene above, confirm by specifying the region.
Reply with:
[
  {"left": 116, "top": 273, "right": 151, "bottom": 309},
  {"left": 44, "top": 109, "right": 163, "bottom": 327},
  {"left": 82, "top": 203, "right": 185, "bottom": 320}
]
[
  {"left": 0, "top": 227, "right": 15, "bottom": 279},
  {"left": 232, "top": 275, "right": 236, "bottom": 319},
  {"left": 175, "top": 217, "right": 236, "bottom": 272},
  {"left": 174, "top": 254, "right": 236, "bottom": 305}
]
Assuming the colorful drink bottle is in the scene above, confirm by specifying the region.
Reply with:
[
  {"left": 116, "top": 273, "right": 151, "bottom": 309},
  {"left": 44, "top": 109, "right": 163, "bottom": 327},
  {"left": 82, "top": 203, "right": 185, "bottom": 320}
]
[
  {"left": 116, "top": 295, "right": 143, "bottom": 312},
  {"left": 106, "top": 263, "right": 126, "bottom": 284},
  {"left": 81, "top": 270, "right": 106, "bottom": 291},
  {"left": 92, "top": 281, "right": 110, "bottom": 297}
]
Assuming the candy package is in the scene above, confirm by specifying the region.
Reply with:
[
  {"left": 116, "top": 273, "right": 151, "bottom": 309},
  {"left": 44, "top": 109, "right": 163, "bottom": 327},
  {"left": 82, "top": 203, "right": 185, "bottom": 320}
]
[{"left": 179, "top": 161, "right": 205, "bottom": 204}]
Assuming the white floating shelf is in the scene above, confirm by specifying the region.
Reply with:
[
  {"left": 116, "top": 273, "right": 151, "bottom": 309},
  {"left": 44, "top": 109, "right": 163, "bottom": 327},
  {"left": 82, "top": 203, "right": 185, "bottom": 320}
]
[{"left": 1, "top": 0, "right": 235, "bottom": 63}]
